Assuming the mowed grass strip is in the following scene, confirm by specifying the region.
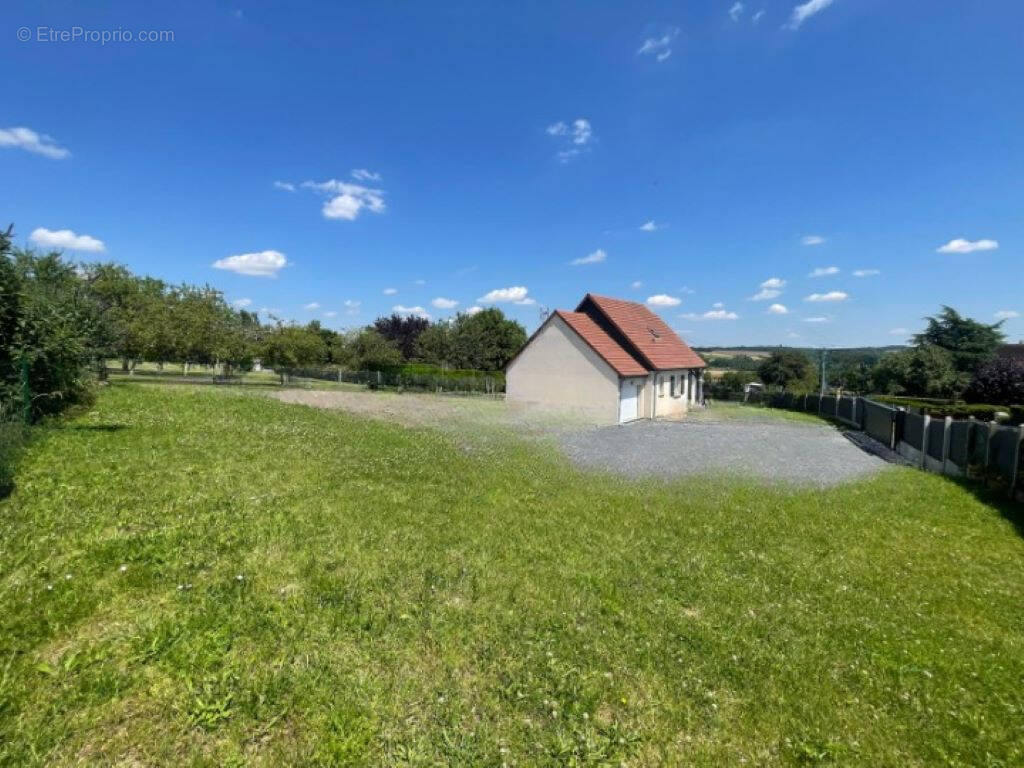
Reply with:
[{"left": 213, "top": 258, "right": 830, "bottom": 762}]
[{"left": 0, "top": 383, "right": 1022, "bottom": 766}]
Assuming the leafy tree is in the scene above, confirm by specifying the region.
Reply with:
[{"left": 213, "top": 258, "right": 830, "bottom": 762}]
[
  {"left": 448, "top": 308, "right": 526, "bottom": 371},
  {"left": 6, "top": 247, "right": 100, "bottom": 418},
  {"left": 260, "top": 324, "right": 328, "bottom": 383},
  {"left": 757, "top": 349, "right": 812, "bottom": 391},
  {"left": 964, "top": 357, "right": 1024, "bottom": 405},
  {"left": 374, "top": 313, "right": 429, "bottom": 360},
  {"left": 871, "top": 345, "right": 961, "bottom": 398},
  {"left": 869, "top": 350, "right": 911, "bottom": 395},
  {"left": 415, "top": 322, "right": 454, "bottom": 367},
  {"left": 913, "top": 306, "right": 1005, "bottom": 375},
  {"left": 345, "top": 328, "right": 403, "bottom": 371}
]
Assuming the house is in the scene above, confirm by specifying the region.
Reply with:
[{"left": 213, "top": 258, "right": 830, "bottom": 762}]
[{"left": 505, "top": 293, "right": 707, "bottom": 424}]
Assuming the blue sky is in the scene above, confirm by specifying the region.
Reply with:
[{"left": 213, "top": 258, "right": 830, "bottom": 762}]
[{"left": 3, "top": 0, "right": 1022, "bottom": 347}]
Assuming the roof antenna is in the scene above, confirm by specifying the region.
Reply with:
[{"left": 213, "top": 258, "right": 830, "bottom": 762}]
[{"left": 538, "top": 305, "right": 551, "bottom": 323}]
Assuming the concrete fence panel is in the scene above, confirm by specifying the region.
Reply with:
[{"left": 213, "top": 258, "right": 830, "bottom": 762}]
[
  {"left": 862, "top": 399, "right": 897, "bottom": 449},
  {"left": 900, "top": 412, "right": 925, "bottom": 463},
  {"left": 947, "top": 419, "right": 972, "bottom": 475}
]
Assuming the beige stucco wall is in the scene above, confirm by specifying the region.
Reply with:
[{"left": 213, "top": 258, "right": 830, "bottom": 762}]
[
  {"left": 506, "top": 315, "right": 620, "bottom": 422},
  {"left": 648, "top": 369, "right": 697, "bottom": 419}
]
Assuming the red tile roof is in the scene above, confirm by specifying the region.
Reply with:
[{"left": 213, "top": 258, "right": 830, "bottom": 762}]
[
  {"left": 554, "top": 310, "right": 649, "bottom": 376},
  {"left": 579, "top": 294, "right": 706, "bottom": 370}
]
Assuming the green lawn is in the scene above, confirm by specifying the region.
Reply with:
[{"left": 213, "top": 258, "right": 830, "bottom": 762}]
[
  {"left": 1, "top": 383, "right": 1022, "bottom": 766},
  {"left": 693, "top": 401, "right": 830, "bottom": 426}
]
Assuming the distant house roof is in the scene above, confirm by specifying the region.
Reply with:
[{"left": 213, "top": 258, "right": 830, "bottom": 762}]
[
  {"left": 553, "top": 310, "right": 649, "bottom": 376},
  {"left": 998, "top": 344, "right": 1024, "bottom": 362},
  {"left": 578, "top": 294, "right": 706, "bottom": 371}
]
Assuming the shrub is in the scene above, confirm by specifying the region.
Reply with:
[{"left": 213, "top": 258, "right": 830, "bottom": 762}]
[{"left": 964, "top": 356, "right": 1024, "bottom": 405}]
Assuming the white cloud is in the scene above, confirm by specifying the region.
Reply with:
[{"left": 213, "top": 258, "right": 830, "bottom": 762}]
[
  {"left": 805, "top": 291, "right": 848, "bottom": 302},
  {"left": 804, "top": 316, "right": 830, "bottom": 323},
  {"left": 304, "top": 302, "right": 320, "bottom": 310},
  {"left": 729, "top": 2, "right": 745, "bottom": 21},
  {"left": 231, "top": 298, "right": 252, "bottom": 308},
  {"left": 681, "top": 309, "right": 739, "bottom": 320},
  {"left": 637, "top": 28, "right": 679, "bottom": 61},
  {"left": 548, "top": 119, "right": 594, "bottom": 163},
  {"left": 323, "top": 311, "right": 338, "bottom": 318},
  {"left": 712, "top": 302, "right": 724, "bottom": 308},
  {"left": 478, "top": 286, "right": 530, "bottom": 303},
  {"left": 752, "top": 9, "right": 766, "bottom": 23},
  {"left": 787, "top": 331, "right": 801, "bottom": 339},
  {"left": 431, "top": 297, "right": 459, "bottom": 309},
  {"left": 212, "top": 249, "right": 288, "bottom": 277},
  {"left": 273, "top": 180, "right": 296, "bottom": 192},
  {"left": 646, "top": 294, "right": 682, "bottom": 307},
  {"left": 889, "top": 327, "right": 909, "bottom": 335},
  {"left": 382, "top": 287, "right": 398, "bottom": 295},
  {"left": 853, "top": 268, "right": 880, "bottom": 277},
  {"left": 995, "top": 310, "right": 1020, "bottom": 320},
  {"left": 351, "top": 169, "right": 381, "bottom": 182},
  {"left": 809, "top": 266, "right": 839, "bottom": 277},
  {"left": 571, "top": 248, "right": 607, "bottom": 266},
  {"left": 751, "top": 277, "right": 786, "bottom": 301},
  {"left": 787, "top": 0, "right": 835, "bottom": 30},
  {"left": 343, "top": 300, "right": 361, "bottom": 316},
  {"left": 639, "top": 220, "right": 662, "bottom": 232},
  {"left": 29, "top": 227, "right": 105, "bottom": 252},
  {"left": 465, "top": 305, "right": 483, "bottom": 315},
  {"left": 414, "top": 278, "right": 426, "bottom": 285},
  {"left": 301, "top": 179, "right": 386, "bottom": 221},
  {"left": 801, "top": 234, "right": 826, "bottom": 245},
  {"left": 631, "top": 280, "right": 643, "bottom": 289},
  {"left": 393, "top": 304, "right": 431, "bottom": 319},
  {"left": 0, "top": 127, "right": 70, "bottom": 159},
  {"left": 936, "top": 237, "right": 999, "bottom": 254},
  {"left": 767, "top": 303, "right": 789, "bottom": 315}
]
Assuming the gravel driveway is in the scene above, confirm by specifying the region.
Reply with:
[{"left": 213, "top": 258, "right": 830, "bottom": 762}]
[
  {"left": 272, "top": 388, "right": 887, "bottom": 487},
  {"left": 559, "top": 418, "right": 888, "bottom": 487}
]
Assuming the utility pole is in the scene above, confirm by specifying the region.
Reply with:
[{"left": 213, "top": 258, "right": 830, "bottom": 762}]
[{"left": 819, "top": 348, "right": 829, "bottom": 396}]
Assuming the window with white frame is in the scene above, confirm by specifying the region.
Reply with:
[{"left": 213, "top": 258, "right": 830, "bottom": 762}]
[{"left": 658, "top": 376, "right": 665, "bottom": 397}]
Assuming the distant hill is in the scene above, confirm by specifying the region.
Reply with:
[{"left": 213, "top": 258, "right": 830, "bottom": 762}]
[{"left": 695, "top": 345, "right": 908, "bottom": 374}]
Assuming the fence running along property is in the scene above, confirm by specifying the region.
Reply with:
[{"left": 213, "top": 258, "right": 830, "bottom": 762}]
[
  {"left": 106, "top": 364, "right": 505, "bottom": 395},
  {"left": 764, "top": 392, "right": 1024, "bottom": 500},
  {"left": 290, "top": 368, "right": 504, "bottom": 395}
]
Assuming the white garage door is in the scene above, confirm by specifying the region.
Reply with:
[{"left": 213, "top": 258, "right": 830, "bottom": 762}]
[{"left": 619, "top": 379, "right": 639, "bottom": 423}]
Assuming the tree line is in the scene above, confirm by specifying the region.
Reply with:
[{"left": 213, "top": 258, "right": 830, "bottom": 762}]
[
  {"left": 0, "top": 226, "right": 527, "bottom": 421},
  {"left": 745, "top": 307, "right": 1020, "bottom": 405}
]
